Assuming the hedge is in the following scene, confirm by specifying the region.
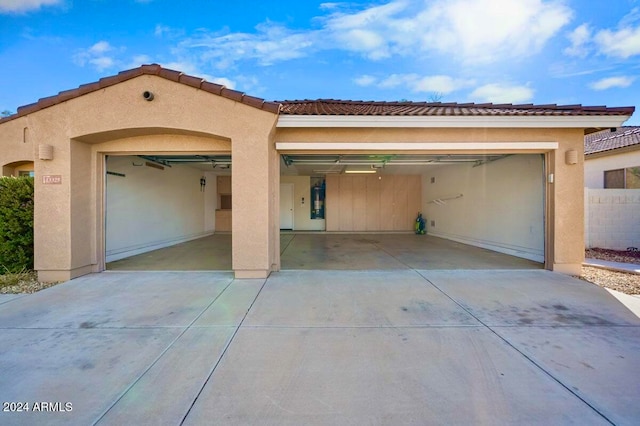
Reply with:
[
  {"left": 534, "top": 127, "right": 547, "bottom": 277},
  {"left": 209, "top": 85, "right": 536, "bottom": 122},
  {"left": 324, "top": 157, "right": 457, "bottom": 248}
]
[{"left": 0, "top": 177, "right": 34, "bottom": 273}]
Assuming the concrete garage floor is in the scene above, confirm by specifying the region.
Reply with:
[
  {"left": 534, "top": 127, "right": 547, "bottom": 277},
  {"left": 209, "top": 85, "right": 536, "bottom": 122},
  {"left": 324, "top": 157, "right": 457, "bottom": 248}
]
[
  {"left": 108, "top": 233, "right": 542, "bottom": 271},
  {"left": 0, "top": 270, "right": 638, "bottom": 425}
]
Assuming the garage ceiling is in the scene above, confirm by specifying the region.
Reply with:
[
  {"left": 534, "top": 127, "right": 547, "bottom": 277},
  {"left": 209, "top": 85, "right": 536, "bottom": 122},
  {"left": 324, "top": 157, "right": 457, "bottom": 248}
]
[
  {"left": 136, "top": 153, "right": 511, "bottom": 176},
  {"left": 139, "top": 155, "right": 231, "bottom": 171}
]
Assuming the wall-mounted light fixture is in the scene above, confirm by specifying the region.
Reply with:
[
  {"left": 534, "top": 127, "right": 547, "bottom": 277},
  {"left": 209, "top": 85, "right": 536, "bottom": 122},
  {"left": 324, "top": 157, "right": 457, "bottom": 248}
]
[
  {"left": 565, "top": 149, "right": 578, "bottom": 165},
  {"left": 143, "top": 91, "right": 154, "bottom": 101},
  {"left": 38, "top": 144, "right": 54, "bottom": 160}
]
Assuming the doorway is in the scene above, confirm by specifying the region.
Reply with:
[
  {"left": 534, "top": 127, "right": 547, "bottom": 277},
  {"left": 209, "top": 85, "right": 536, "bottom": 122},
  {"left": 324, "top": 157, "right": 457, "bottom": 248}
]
[{"left": 280, "top": 183, "right": 294, "bottom": 230}]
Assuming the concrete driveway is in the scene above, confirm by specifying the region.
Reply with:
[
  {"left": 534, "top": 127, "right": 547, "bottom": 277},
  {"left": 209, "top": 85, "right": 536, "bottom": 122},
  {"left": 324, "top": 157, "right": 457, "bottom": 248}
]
[{"left": 0, "top": 270, "right": 638, "bottom": 425}]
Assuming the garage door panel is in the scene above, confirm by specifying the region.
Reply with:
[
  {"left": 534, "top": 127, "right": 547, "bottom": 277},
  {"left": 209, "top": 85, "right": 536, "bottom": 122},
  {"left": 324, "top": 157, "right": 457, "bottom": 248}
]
[
  {"left": 366, "top": 176, "right": 381, "bottom": 231},
  {"left": 352, "top": 176, "right": 367, "bottom": 231}
]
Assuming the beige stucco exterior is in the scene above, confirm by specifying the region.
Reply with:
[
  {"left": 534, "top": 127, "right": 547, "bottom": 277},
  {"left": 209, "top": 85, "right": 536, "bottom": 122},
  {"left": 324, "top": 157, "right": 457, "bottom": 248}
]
[
  {"left": 1, "top": 75, "right": 278, "bottom": 281},
  {"left": 0, "top": 70, "right": 631, "bottom": 280}
]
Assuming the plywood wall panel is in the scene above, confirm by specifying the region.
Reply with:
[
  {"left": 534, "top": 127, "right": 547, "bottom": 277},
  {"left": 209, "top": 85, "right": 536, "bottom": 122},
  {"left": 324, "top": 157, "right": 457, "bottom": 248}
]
[
  {"left": 352, "top": 176, "right": 367, "bottom": 231},
  {"left": 325, "top": 175, "right": 339, "bottom": 231},
  {"left": 407, "top": 175, "right": 421, "bottom": 226},
  {"left": 339, "top": 175, "right": 353, "bottom": 230},
  {"left": 393, "top": 175, "right": 409, "bottom": 230},
  {"left": 366, "top": 176, "right": 381, "bottom": 231},
  {"left": 380, "top": 176, "right": 395, "bottom": 230},
  {"left": 324, "top": 174, "right": 421, "bottom": 232}
]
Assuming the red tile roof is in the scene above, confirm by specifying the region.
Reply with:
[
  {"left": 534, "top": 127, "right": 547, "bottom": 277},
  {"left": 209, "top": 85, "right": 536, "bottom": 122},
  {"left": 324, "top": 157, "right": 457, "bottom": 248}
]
[
  {"left": 0, "top": 65, "right": 635, "bottom": 125},
  {"left": 0, "top": 64, "right": 281, "bottom": 123},
  {"left": 585, "top": 126, "right": 640, "bottom": 155},
  {"left": 278, "top": 99, "right": 635, "bottom": 117}
]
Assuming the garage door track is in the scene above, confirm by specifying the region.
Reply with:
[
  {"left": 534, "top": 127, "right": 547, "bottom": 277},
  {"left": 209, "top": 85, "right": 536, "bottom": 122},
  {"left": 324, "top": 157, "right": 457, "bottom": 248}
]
[{"left": 0, "top": 270, "right": 638, "bottom": 425}]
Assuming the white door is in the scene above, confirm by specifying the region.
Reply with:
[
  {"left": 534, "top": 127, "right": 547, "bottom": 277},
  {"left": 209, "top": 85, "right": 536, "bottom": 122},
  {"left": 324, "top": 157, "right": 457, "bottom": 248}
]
[{"left": 280, "top": 183, "right": 294, "bottom": 229}]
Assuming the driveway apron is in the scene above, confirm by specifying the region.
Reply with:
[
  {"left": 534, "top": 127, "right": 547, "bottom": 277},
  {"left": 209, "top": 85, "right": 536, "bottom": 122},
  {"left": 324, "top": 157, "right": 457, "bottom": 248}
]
[{"left": 0, "top": 269, "right": 638, "bottom": 425}]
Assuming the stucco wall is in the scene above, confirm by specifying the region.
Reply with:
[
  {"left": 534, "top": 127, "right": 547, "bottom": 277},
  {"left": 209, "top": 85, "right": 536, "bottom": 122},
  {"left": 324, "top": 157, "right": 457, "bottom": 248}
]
[
  {"left": 422, "top": 155, "right": 545, "bottom": 262},
  {"left": 585, "top": 149, "right": 640, "bottom": 188},
  {"left": 0, "top": 74, "right": 278, "bottom": 280},
  {"left": 105, "top": 156, "right": 212, "bottom": 262},
  {"left": 280, "top": 175, "right": 326, "bottom": 231},
  {"left": 584, "top": 188, "right": 640, "bottom": 250}
]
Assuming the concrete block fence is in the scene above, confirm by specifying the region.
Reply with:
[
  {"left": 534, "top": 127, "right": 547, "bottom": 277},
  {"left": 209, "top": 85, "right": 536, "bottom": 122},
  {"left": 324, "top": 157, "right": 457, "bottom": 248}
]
[{"left": 584, "top": 188, "right": 640, "bottom": 250}]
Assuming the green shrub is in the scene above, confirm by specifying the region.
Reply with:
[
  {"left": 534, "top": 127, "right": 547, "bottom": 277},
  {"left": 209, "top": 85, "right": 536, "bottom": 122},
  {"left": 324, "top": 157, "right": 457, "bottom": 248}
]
[{"left": 0, "top": 177, "right": 34, "bottom": 273}]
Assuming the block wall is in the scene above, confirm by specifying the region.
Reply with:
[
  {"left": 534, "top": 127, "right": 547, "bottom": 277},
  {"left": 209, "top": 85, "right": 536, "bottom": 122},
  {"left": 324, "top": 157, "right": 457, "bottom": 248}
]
[{"left": 585, "top": 188, "right": 640, "bottom": 250}]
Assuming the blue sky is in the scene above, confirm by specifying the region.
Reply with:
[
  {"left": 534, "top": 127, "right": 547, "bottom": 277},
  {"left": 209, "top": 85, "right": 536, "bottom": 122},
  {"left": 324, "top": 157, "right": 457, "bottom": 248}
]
[{"left": 1, "top": 0, "right": 639, "bottom": 124}]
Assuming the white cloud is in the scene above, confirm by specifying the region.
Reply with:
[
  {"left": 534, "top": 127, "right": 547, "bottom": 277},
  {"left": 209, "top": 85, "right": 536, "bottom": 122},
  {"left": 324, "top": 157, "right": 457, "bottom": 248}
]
[
  {"left": 89, "top": 41, "right": 112, "bottom": 55},
  {"left": 595, "top": 25, "right": 640, "bottom": 58},
  {"left": 412, "top": 75, "right": 472, "bottom": 94},
  {"left": 74, "top": 41, "right": 152, "bottom": 73},
  {"left": 378, "top": 73, "right": 473, "bottom": 94},
  {"left": 589, "top": 76, "right": 635, "bottom": 90},
  {"left": 178, "top": 22, "right": 315, "bottom": 69},
  {"left": 126, "top": 54, "right": 152, "bottom": 69},
  {"left": 319, "top": 2, "right": 342, "bottom": 11},
  {"left": 154, "top": 24, "right": 185, "bottom": 39},
  {"left": 162, "top": 61, "right": 235, "bottom": 89},
  {"left": 0, "top": 0, "right": 61, "bottom": 13},
  {"left": 89, "top": 56, "right": 114, "bottom": 71},
  {"left": 470, "top": 83, "right": 534, "bottom": 103},
  {"left": 567, "top": 9, "right": 640, "bottom": 59},
  {"left": 322, "top": 0, "right": 572, "bottom": 64},
  {"left": 354, "top": 75, "right": 376, "bottom": 86},
  {"left": 419, "top": 0, "right": 572, "bottom": 64},
  {"left": 73, "top": 41, "right": 119, "bottom": 72},
  {"left": 564, "top": 24, "right": 591, "bottom": 57},
  {"left": 162, "top": 0, "right": 572, "bottom": 72}
]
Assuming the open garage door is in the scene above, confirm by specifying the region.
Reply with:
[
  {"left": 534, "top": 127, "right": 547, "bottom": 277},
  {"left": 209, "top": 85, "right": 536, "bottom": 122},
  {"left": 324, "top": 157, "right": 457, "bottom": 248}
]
[
  {"left": 104, "top": 154, "right": 232, "bottom": 270},
  {"left": 279, "top": 153, "right": 545, "bottom": 270}
]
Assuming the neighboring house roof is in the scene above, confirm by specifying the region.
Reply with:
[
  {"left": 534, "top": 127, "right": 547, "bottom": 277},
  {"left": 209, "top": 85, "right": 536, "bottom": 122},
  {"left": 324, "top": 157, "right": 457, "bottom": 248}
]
[
  {"left": 278, "top": 99, "right": 635, "bottom": 117},
  {"left": 585, "top": 126, "right": 640, "bottom": 155},
  {"left": 0, "top": 64, "right": 635, "bottom": 125}
]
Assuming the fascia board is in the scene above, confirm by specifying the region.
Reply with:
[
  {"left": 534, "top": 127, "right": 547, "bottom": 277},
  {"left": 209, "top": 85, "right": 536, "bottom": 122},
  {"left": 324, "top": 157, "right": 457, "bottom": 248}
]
[{"left": 276, "top": 115, "right": 632, "bottom": 129}]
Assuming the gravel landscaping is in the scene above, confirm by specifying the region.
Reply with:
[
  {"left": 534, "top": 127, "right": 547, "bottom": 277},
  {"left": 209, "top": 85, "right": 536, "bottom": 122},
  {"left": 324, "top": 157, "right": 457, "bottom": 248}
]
[
  {"left": 581, "top": 248, "right": 640, "bottom": 295},
  {"left": 0, "top": 270, "right": 60, "bottom": 294}
]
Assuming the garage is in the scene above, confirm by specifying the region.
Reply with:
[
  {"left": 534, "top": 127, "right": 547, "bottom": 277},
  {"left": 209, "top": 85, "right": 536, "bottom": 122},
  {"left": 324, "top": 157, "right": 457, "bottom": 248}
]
[
  {"left": 0, "top": 64, "right": 633, "bottom": 280},
  {"left": 105, "top": 154, "right": 233, "bottom": 271},
  {"left": 278, "top": 152, "right": 545, "bottom": 270}
]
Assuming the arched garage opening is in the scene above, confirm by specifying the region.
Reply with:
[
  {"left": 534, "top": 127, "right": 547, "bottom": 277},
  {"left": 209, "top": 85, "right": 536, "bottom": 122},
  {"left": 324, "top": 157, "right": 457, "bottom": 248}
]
[
  {"left": 75, "top": 128, "right": 235, "bottom": 272},
  {"left": 104, "top": 154, "right": 233, "bottom": 271}
]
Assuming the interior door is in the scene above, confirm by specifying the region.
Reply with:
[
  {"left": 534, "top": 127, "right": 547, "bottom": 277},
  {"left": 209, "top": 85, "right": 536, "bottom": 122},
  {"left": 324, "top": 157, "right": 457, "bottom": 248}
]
[{"left": 280, "top": 183, "right": 294, "bottom": 229}]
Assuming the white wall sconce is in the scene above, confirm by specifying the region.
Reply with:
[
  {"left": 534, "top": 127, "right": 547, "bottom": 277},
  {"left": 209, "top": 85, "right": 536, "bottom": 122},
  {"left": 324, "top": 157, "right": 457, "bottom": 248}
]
[
  {"left": 565, "top": 149, "right": 578, "bottom": 165},
  {"left": 39, "top": 144, "right": 54, "bottom": 160}
]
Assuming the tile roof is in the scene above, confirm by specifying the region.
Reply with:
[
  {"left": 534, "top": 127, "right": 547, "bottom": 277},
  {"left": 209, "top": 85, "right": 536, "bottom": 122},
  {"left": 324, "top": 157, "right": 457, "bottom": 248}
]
[
  {"left": 0, "top": 64, "right": 281, "bottom": 124},
  {"left": 278, "top": 99, "right": 635, "bottom": 117},
  {"left": 0, "top": 65, "right": 634, "bottom": 125},
  {"left": 584, "top": 126, "right": 640, "bottom": 155}
]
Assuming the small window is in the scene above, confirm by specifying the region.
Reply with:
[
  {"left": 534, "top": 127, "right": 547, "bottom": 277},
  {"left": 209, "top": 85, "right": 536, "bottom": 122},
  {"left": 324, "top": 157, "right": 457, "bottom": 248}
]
[
  {"left": 604, "top": 169, "right": 625, "bottom": 188},
  {"left": 18, "top": 170, "right": 34, "bottom": 177}
]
